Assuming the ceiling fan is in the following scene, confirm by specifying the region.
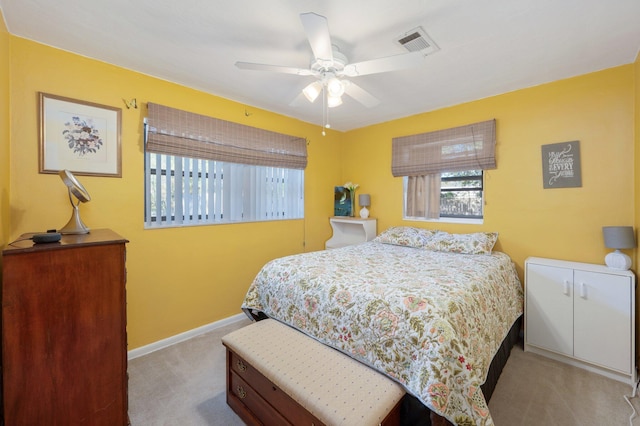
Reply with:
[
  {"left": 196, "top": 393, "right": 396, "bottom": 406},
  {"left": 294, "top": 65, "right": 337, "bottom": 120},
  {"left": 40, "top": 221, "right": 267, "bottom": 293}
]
[{"left": 235, "top": 12, "right": 429, "bottom": 129}]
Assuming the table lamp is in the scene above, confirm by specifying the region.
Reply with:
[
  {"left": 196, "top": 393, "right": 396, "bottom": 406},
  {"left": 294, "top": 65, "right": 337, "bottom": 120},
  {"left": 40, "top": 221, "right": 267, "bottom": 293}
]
[
  {"left": 359, "top": 194, "right": 370, "bottom": 219},
  {"left": 602, "top": 226, "right": 635, "bottom": 270}
]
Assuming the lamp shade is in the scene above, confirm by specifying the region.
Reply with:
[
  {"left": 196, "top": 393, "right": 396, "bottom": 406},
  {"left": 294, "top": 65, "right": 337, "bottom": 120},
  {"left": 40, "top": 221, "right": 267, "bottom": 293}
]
[
  {"left": 602, "top": 226, "right": 636, "bottom": 249},
  {"left": 302, "top": 81, "right": 322, "bottom": 103},
  {"left": 358, "top": 194, "right": 370, "bottom": 219},
  {"left": 326, "top": 77, "right": 345, "bottom": 97},
  {"left": 327, "top": 95, "right": 343, "bottom": 108}
]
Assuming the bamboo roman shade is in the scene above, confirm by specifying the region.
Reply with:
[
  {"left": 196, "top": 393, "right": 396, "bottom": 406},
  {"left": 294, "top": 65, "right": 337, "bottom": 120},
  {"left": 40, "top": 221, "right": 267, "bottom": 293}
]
[
  {"left": 146, "top": 103, "right": 307, "bottom": 169},
  {"left": 391, "top": 119, "right": 496, "bottom": 176}
]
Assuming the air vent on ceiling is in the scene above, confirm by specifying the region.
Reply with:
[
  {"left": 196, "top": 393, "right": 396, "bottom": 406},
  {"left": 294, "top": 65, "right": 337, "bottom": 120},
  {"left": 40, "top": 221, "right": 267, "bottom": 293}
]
[{"left": 395, "top": 27, "right": 439, "bottom": 55}]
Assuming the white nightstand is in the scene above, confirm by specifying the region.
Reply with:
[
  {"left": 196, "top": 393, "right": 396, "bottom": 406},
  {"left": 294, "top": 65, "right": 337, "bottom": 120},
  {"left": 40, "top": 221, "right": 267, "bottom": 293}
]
[
  {"left": 325, "top": 217, "right": 377, "bottom": 249},
  {"left": 524, "top": 256, "right": 636, "bottom": 387}
]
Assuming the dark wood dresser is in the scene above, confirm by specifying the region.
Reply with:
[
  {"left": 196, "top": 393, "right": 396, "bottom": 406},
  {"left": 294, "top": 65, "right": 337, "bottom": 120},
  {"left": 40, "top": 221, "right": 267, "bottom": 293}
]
[{"left": 1, "top": 229, "right": 129, "bottom": 425}]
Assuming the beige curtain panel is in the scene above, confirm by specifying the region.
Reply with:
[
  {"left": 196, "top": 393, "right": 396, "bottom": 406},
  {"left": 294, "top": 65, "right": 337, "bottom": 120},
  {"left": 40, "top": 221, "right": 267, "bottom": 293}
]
[
  {"left": 391, "top": 119, "right": 496, "bottom": 176},
  {"left": 146, "top": 103, "right": 307, "bottom": 169},
  {"left": 406, "top": 174, "right": 441, "bottom": 219}
]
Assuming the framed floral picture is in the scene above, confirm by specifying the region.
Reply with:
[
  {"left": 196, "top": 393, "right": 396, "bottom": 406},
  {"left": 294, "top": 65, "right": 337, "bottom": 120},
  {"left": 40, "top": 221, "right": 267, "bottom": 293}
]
[{"left": 39, "top": 92, "right": 122, "bottom": 177}]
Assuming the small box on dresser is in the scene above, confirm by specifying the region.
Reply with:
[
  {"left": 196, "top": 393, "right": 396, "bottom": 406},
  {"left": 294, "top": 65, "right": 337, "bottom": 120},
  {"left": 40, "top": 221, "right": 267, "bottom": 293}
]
[
  {"left": 524, "top": 256, "right": 636, "bottom": 387},
  {"left": 1, "top": 229, "right": 129, "bottom": 425}
]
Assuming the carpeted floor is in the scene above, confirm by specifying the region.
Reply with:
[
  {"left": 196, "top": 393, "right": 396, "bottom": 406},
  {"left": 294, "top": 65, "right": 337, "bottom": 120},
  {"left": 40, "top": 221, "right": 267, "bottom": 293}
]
[{"left": 128, "top": 317, "right": 640, "bottom": 425}]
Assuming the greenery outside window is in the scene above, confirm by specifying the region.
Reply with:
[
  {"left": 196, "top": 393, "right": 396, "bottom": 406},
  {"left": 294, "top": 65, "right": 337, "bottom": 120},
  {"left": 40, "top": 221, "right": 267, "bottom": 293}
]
[{"left": 440, "top": 170, "right": 483, "bottom": 219}]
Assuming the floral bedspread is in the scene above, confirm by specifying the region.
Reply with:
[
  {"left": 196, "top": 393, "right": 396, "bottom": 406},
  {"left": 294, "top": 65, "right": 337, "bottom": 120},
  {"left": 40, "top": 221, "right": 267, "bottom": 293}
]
[{"left": 241, "top": 242, "right": 523, "bottom": 426}]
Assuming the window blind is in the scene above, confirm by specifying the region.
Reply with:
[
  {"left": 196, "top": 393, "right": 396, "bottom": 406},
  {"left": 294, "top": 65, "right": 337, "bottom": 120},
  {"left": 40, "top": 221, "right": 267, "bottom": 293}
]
[
  {"left": 146, "top": 103, "right": 307, "bottom": 169},
  {"left": 391, "top": 119, "right": 496, "bottom": 176}
]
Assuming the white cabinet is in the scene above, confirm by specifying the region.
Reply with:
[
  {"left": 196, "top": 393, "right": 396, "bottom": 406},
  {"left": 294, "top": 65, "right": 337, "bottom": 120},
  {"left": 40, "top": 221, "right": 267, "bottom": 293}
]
[
  {"left": 525, "top": 257, "right": 636, "bottom": 387},
  {"left": 325, "top": 217, "right": 377, "bottom": 249}
]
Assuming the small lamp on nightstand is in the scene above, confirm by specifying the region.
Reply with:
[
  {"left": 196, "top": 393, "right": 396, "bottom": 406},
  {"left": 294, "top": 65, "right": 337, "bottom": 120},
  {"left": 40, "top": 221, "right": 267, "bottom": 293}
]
[
  {"left": 359, "top": 194, "right": 370, "bottom": 219},
  {"left": 602, "top": 226, "right": 636, "bottom": 270}
]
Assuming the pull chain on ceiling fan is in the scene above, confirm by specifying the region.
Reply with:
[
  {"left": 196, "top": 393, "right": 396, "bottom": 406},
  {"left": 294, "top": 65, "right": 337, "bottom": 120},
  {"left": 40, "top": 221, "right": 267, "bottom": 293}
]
[{"left": 236, "top": 12, "right": 430, "bottom": 134}]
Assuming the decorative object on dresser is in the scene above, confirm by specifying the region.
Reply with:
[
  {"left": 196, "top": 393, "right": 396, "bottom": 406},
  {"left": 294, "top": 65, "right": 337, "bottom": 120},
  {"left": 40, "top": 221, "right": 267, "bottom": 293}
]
[
  {"left": 524, "top": 256, "right": 636, "bottom": 387},
  {"left": 602, "top": 226, "right": 636, "bottom": 270},
  {"left": 325, "top": 216, "right": 376, "bottom": 249},
  {"left": 1, "top": 229, "right": 130, "bottom": 425},
  {"left": 358, "top": 193, "right": 370, "bottom": 218},
  {"left": 59, "top": 169, "right": 91, "bottom": 234}
]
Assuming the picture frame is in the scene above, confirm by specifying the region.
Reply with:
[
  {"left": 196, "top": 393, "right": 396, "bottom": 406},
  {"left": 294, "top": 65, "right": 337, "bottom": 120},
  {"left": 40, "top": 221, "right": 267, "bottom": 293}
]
[
  {"left": 39, "top": 92, "right": 122, "bottom": 177},
  {"left": 541, "top": 140, "right": 582, "bottom": 189},
  {"left": 334, "top": 186, "right": 352, "bottom": 216}
]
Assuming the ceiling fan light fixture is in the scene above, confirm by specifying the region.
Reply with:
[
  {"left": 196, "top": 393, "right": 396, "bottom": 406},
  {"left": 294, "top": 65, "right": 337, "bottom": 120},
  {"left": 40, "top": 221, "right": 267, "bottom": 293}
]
[
  {"left": 327, "top": 95, "right": 343, "bottom": 108},
  {"left": 303, "top": 81, "right": 323, "bottom": 103},
  {"left": 326, "top": 77, "right": 345, "bottom": 98}
]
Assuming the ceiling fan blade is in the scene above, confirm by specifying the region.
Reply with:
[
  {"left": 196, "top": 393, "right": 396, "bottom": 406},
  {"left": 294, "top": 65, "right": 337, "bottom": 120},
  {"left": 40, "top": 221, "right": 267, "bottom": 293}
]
[
  {"left": 289, "top": 92, "right": 309, "bottom": 107},
  {"left": 341, "top": 51, "right": 425, "bottom": 77},
  {"left": 235, "top": 61, "right": 316, "bottom": 76},
  {"left": 343, "top": 81, "right": 380, "bottom": 108},
  {"left": 300, "top": 12, "right": 333, "bottom": 65}
]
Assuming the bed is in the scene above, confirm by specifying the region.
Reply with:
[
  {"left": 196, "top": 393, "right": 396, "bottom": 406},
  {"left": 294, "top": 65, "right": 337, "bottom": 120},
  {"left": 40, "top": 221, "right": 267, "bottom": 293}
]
[{"left": 241, "top": 226, "right": 524, "bottom": 426}]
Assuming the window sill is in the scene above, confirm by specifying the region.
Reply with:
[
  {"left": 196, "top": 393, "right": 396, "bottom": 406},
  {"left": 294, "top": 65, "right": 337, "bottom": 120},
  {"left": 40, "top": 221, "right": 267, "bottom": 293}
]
[{"left": 403, "top": 216, "right": 484, "bottom": 225}]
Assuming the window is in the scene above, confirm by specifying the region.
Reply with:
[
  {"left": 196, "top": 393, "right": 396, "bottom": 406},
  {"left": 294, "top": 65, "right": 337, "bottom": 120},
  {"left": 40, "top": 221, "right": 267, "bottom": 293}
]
[
  {"left": 143, "top": 103, "right": 307, "bottom": 228},
  {"left": 145, "top": 152, "right": 304, "bottom": 227},
  {"left": 440, "top": 170, "right": 483, "bottom": 218},
  {"left": 403, "top": 170, "right": 483, "bottom": 221},
  {"left": 393, "top": 119, "right": 495, "bottom": 223}
]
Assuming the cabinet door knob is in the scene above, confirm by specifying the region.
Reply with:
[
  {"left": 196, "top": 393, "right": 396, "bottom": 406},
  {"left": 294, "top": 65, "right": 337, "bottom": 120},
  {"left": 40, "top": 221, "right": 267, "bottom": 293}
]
[{"left": 579, "top": 282, "right": 587, "bottom": 299}]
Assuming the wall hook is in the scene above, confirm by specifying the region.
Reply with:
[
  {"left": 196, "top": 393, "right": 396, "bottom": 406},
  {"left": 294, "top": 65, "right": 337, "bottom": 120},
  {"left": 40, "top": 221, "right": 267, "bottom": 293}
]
[
  {"left": 244, "top": 109, "right": 253, "bottom": 117},
  {"left": 123, "top": 98, "right": 138, "bottom": 109}
]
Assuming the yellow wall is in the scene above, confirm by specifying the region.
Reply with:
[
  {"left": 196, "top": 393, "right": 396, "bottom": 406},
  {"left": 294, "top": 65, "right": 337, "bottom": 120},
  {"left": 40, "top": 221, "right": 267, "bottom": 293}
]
[
  {"left": 3, "top": 28, "right": 639, "bottom": 350},
  {"left": 344, "top": 65, "right": 636, "bottom": 276},
  {"left": 7, "top": 36, "right": 343, "bottom": 348},
  {"left": 0, "top": 10, "right": 10, "bottom": 248},
  {"left": 635, "top": 51, "right": 640, "bottom": 268}
]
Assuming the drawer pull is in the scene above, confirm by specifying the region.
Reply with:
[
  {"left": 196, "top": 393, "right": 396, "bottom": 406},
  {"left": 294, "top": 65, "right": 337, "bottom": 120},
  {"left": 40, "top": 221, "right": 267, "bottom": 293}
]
[
  {"left": 236, "top": 359, "right": 247, "bottom": 372},
  {"left": 236, "top": 385, "right": 247, "bottom": 399}
]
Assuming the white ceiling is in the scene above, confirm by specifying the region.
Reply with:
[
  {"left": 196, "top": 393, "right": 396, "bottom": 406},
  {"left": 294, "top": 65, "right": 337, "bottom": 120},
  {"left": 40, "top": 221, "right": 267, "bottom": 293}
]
[{"left": 1, "top": 0, "right": 639, "bottom": 131}]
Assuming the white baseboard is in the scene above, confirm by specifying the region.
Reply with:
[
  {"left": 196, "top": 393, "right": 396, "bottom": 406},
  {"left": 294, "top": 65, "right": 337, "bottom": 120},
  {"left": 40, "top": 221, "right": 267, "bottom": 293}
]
[{"left": 127, "top": 312, "right": 248, "bottom": 360}]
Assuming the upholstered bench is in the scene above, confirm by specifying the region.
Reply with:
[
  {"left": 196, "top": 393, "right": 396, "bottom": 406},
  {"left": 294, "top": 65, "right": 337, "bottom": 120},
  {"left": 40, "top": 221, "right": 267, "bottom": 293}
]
[{"left": 221, "top": 318, "right": 406, "bottom": 426}]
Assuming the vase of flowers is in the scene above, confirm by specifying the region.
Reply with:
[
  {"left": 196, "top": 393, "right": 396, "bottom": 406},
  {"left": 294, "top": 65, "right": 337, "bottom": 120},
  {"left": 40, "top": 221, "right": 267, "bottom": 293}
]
[{"left": 343, "top": 182, "right": 359, "bottom": 217}]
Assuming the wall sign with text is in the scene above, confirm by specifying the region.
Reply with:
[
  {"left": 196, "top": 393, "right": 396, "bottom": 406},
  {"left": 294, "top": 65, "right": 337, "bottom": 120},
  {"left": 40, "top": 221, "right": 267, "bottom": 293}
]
[{"left": 541, "top": 141, "right": 582, "bottom": 189}]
